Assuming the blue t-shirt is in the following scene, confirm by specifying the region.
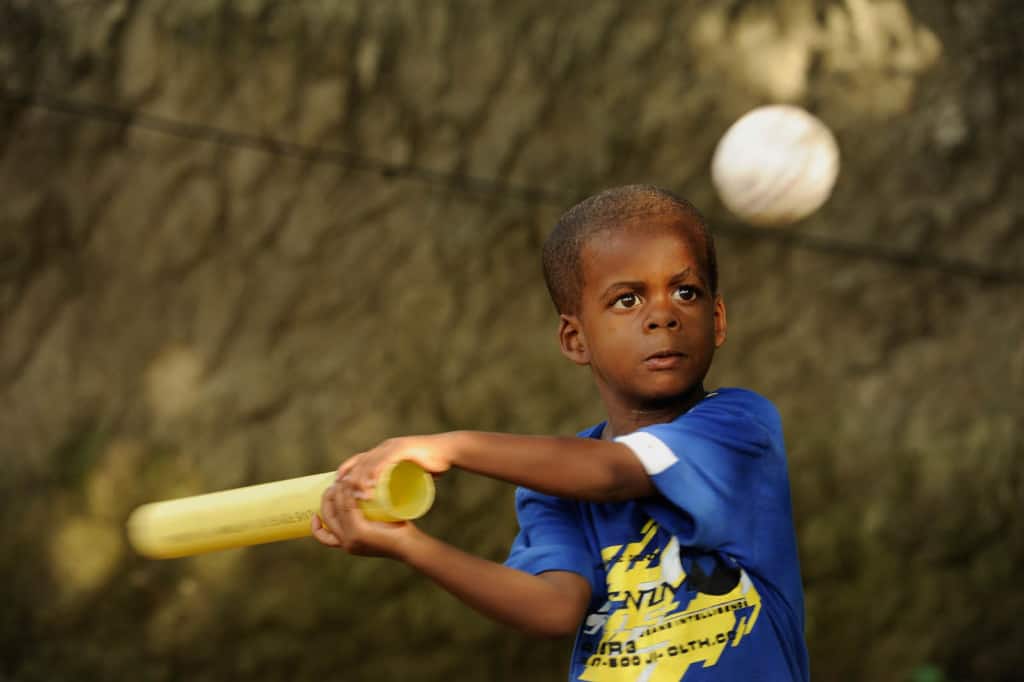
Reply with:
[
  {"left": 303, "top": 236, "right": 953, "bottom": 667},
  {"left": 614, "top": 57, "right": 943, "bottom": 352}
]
[{"left": 505, "top": 388, "right": 808, "bottom": 682}]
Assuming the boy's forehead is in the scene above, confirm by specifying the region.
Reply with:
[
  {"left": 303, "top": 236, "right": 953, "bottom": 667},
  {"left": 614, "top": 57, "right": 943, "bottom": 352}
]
[
  {"left": 580, "top": 216, "right": 708, "bottom": 280},
  {"left": 589, "top": 210, "right": 704, "bottom": 246}
]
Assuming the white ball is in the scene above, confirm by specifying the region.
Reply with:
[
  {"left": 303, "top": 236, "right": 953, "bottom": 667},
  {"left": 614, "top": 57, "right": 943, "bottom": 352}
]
[{"left": 711, "top": 105, "right": 839, "bottom": 226}]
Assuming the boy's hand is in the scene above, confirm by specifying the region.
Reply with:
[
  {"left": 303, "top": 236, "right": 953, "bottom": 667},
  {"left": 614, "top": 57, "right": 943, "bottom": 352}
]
[
  {"left": 336, "top": 433, "right": 459, "bottom": 501},
  {"left": 311, "top": 481, "right": 416, "bottom": 559},
  {"left": 312, "top": 433, "right": 460, "bottom": 557}
]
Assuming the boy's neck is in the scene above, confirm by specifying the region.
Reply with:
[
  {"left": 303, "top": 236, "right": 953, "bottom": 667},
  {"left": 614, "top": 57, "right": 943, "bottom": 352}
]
[{"left": 598, "top": 386, "right": 707, "bottom": 440}]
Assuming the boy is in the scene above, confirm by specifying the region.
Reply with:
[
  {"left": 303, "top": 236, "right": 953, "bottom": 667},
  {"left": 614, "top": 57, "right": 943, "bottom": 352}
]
[{"left": 313, "top": 185, "right": 809, "bottom": 681}]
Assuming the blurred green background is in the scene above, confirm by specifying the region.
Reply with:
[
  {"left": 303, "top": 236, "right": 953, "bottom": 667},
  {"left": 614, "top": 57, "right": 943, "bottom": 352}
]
[{"left": 1, "top": 1, "right": 1021, "bottom": 680}]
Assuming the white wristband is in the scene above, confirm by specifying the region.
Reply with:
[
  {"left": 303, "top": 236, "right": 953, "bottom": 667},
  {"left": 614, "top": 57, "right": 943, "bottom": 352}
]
[{"left": 615, "top": 431, "right": 678, "bottom": 475}]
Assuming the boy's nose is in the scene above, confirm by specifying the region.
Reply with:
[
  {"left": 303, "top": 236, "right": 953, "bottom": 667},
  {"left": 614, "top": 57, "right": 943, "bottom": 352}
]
[
  {"left": 645, "top": 310, "right": 679, "bottom": 330},
  {"left": 645, "top": 293, "right": 680, "bottom": 330}
]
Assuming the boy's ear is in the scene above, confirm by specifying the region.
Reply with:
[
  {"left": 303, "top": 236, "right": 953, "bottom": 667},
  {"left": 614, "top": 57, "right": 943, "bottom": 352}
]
[
  {"left": 713, "top": 294, "right": 728, "bottom": 348},
  {"left": 558, "top": 314, "right": 590, "bottom": 365}
]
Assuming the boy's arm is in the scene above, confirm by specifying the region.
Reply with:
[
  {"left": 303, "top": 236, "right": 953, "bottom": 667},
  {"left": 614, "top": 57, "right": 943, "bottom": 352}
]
[
  {"left": 313, "top": 481, "right": 591, "bottom": 638},
  {"left": 341, "top": 431, "right": 655, "bottom": 503}
]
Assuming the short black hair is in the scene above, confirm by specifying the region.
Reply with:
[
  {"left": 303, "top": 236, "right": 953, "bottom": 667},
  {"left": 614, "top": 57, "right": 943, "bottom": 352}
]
[{"left": 541, "top": 185, "right": 718, "bottom": 314}]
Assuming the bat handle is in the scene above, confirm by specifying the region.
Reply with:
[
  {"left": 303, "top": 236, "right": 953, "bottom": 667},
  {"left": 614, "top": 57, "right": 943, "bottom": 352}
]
[{"left": 358, "top": 460, "right": 436, "bottom": 522}]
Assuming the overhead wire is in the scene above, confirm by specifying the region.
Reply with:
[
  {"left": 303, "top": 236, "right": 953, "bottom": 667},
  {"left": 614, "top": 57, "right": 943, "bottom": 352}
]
[
  {"left": 1, "top": 89, "right": 569, "bottom": 205},
  {"left": 2, "top": 88, "right": 1022, "bottom": 286}
]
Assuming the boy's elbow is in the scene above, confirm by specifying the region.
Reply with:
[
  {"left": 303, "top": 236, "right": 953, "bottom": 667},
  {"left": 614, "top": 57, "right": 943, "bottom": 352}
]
[
  {"left": 521, "top": 573, "right": 589, "bottom": 638},
  {"left": 523, "top": 612, "right": 583, "bottom": 639}
]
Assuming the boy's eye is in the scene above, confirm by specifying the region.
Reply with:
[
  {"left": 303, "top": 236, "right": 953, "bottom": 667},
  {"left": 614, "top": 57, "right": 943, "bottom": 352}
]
[
  {"left": 613, "top": 293, "right": 642, "bottom": 309},
  {"left": 674, "top": 286, "right": 698, "bottom": 302}
]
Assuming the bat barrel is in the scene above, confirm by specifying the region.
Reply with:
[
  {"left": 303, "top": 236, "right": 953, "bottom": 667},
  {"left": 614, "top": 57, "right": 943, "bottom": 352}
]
[{"left": 127, "top": 472, "right": 337, "bottom": 559}]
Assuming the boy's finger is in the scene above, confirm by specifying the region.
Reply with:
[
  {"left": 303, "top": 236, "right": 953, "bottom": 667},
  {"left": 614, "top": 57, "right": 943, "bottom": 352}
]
[
  {"left": 321, "top": 485, "right": 346, "bottom": 531},
  {"left": 312, "top": 527, "right": 340, "bottom": 547},
  {"left": 337, "top": 457, "right": 359, "bottom": 478},
  {"left": 320, "top": 482, "right": 337, "bottom": 509},
  {"left": 339, "top": 489, "right": 373, "bottom": 531},
  {"left": 312, "top": 513, "right": 332, "bottom": 536},
  {"left": 341, "top": 473, "right": 373, "bottom": 500},
  {"left": 339, "top": 484, "right": 362, "bottom": 512},
  {"left": 311, "top": 517, "right": 341, "bottom": 547}
]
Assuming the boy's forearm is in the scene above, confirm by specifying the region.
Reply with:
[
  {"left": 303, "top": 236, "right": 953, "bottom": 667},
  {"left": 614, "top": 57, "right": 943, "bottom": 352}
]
[
  {"left": 447, "top": 431, "right": 653, "bottom": 501},
  {"left": 396, "top": 526, "right": 588, "bottom": 638}
]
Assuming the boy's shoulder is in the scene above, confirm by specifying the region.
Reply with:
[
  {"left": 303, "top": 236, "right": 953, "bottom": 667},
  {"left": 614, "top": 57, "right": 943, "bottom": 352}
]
[
  {"left": 647, "top": 388, "right": 784, "bottom": 454},
  {"left": 663, "top": 385, "right": 782, "bottom": 428},
  {"left": 685, "top": 387, "right": 781, "bottom": 428},
  {"left": 576, "top": 388, "right": 781, "bottom": 440}
]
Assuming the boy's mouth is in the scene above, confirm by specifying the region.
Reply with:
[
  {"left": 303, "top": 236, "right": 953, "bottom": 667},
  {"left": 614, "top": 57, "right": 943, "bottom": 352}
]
[{"left": 644, "top": 350, "right": 685, "bottom": 369}]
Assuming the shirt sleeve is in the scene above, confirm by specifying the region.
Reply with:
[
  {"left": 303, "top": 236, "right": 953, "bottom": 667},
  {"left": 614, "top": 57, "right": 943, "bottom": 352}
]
[
  {"left": 504, "top": 487, "right": 598, "bottom": 590},
  {"left": 614, "top": 395, "right": 772, "bottom": 554}
]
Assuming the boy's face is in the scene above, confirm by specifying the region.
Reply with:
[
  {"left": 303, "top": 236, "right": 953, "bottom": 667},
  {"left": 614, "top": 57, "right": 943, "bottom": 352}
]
[{"left": 558, "top": 217, "right": 727, "bottom": 413}]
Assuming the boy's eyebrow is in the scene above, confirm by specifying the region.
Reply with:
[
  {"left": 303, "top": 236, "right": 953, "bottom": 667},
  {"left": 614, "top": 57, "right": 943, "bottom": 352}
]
[
  {"left": 668, "top": 267, "right": 694, "bottom": 283},
  {"left": 599, "top": 280, "right": 645, "bottom": 298},
  {"left": 599, "top": 268, "right": 704, "bottom": 299},
  {"left": 668, "top": 267, "right": 708, "bottom": 287}
]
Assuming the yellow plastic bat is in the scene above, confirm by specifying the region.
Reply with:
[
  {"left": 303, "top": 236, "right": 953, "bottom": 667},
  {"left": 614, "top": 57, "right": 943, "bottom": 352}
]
[{"left": 127, "top": 460, "right": 434, "bottom": 559}]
